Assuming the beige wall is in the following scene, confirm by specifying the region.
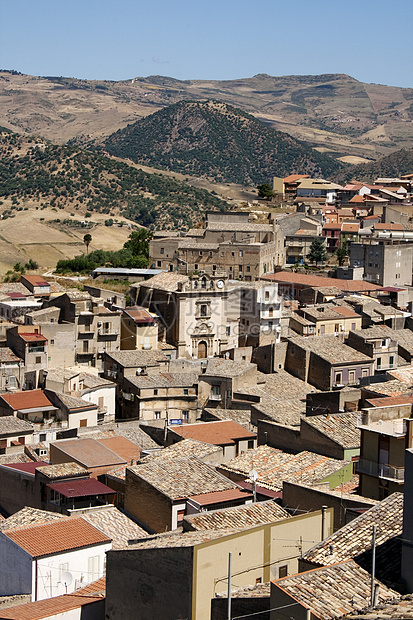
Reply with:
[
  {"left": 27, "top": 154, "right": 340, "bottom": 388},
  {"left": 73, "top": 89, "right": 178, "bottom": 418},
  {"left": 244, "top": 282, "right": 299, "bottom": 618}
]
[{"left": 192, "top": 509, "right": 333, "bottom": 620}]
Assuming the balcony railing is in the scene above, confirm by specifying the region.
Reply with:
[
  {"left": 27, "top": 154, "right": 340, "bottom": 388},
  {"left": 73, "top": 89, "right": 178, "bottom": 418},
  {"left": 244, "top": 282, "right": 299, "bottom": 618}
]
[{"left": 356, "top": 458, "right": 404, "bottom": 482}]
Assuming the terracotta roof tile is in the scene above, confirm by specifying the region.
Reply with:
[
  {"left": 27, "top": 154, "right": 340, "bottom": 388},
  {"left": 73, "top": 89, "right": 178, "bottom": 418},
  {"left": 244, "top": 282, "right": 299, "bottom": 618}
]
[
  {"left": 171, "top": 421, "right": 256, "bottom": 446},
  {"left": 4, "top": 517, "right": 110, "bottom": 557},
  {"left": 0, "top": 390, "right": 54, "bottom": 411},
  {"left": 262, "top": 271, "right": 381, "bottom": 292},
  {"left": 184, "top": 499, "right": 289, "bottom": 531},
  {"left": 0, "top": 594, "right": 103, "bottom": 620},
  {"left": 187, "top": 488, "right": 252, "bottom": 506},
  {"left": 96, "top": 436, "right": 141, "bottom": 464},
  {"left": 272, "top": 560, "right": 398, "bottom": 620}
]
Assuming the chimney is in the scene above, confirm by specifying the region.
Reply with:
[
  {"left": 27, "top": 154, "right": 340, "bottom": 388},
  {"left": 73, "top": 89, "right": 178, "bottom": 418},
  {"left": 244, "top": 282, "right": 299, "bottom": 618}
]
[{"left": 321, "top": 505, "right": 328, "bottom": 540}]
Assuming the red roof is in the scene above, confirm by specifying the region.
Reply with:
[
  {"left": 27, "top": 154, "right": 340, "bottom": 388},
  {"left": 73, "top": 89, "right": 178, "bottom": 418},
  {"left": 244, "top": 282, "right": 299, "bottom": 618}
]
[
  {"left": 331, "top": 306, "right": 360, "bottom": 318},
  {"left": 365, "top": 395, "right": 413, "bottom": 408},
  {"left": 171, "top": 420, "right": 256, "bottom": 446},
  {"left": 21, "top": 275, "right": 49, "bottom": 287},
  {"left": 3, "top": 462, "right": 48, "bottom": 474},
  {"left": 124, "top": 307, "right": 156, "bottom": 324},
  {"left": 18, "top": 333, "right": 47, "bottom": 343},
  {"left": 283, "top": 174, "right": 310, "bottom": 183},
  {"left": 341, "top": 223, "right": 359, "bottom": 232},
  {"left": 4, "top": 517, "right": 110, "bottom": 557},
  {"left": 262, "top": 271, "right": 381, "bottom": 292},
  {"left": 374, "top": 223, "right": 404, "bottom": 231},
  {"left": 0, "top": 593, "right": 104, "bottom": 620},
  {"left": 349, "top": 195, "right": 365, "bottom": 203},
  {"left": 0, "top": 390, "right": 54, "bottom": 411},
  {"left": 188, "top": 488, "right": 252, "bottom": 506},
  {"left": 97, "top": 436, "right": 141, "bottom": 463},
  {"left": 47, "top": 478, "right": 116, "bottom": 498},
  {"left": 323, "top": 223, "right": 341, "bottom": 230}
]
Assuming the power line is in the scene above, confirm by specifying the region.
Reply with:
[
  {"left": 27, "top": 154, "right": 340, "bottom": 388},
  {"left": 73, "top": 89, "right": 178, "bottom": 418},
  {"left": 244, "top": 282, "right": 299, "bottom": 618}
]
[{"left": 231, "top": 601, "right": 304, "bottom": 619}]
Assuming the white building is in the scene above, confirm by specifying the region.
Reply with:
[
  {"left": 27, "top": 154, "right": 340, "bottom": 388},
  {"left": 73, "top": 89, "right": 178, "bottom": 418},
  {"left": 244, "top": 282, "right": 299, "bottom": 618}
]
[{"left": 0, "top": 516, "right": 111, "bottom": 601}]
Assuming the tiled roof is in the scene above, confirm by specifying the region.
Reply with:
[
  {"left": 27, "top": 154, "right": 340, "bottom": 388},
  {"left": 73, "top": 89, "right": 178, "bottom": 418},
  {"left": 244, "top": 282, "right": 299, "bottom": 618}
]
[
  {"left": 262, "top": 271, "right": 381, "bottom": 292},
  {"left": 343, "top": 594, "right": 413, "bottom": 619},
  {"left": 364, "top": 378, "right": 412, "bottom": 398},
  {"left": 0, "top": 416, "right": 33, "bottom": 435},
  {"left": 21, "top": 274, "right": 50, "bottom": 287},
  {"left": 51, "top": 438, "right": 126, "bottom": 468},
  {"left": 36, "top": 462, "right": 88, "bottom": 479},
  {"left": 203, "top": 408, "right": 252, "bottom": 429},
  {"left": 128, "top": 372, "right": 198, "bottom": 389},
  {"left": 128, "top": 456, "right": 238, "bottom": 500},
  {"left": 215, "top": 582, "right": 270, "bottom": 598},
  {"left": 106, "top": 349, "right": 169, "bottom": 367},
  {"left": 141, "top": 438, "right": 221, "bottom": 461},
  {"left": 375, "top": 222, "right": 404, "bottom": 230},
  {"left": 80, "top": 372, "right": 114, "bottom": 389},
  {"left": 0, "top": 390, "right": 54, "bottom": 411},
  {"left": 138, "top": 272, "right": 189, "bottom": 292},
  {"left": 18, "top": 333, "right": 47, "bottom": 343},
  {"left": 47, "top": 478, "right": 115, "bottom": 498},
  {"left": 302, "top": 493, "right": 403, "bottom": 585},
  {"left": 183, "top": 499, "right": 289, "bottom": 531},
  {"left": 272, "top": 560, "right": 398, "bottom": 620},
  {"left": 219, "top": 446, "right": 349, "bottom": 492},
  {"left": 302, "top": 413, "right": 360, "bottom": 449},
  {"left": 284, "top": 174, "right": 310, "bottom": 183},
  {"left": 188, "top": 488, "right": 252, "bottom": 507},
  {"left": 341, "top": 223, "right": 359, "bottom": 232},
  {"left": 171, "top": 421, "right": 256, "bottom": 445},
  {"left": 288, "top": 335, "right": 373, "bottom": 364},
  {"left": 0, "top": 593, "right": 104, "bottom": 620},
  {"left": 128, "top": 528, "right": 237, "bottom": 549},
  {"left": 4, "top": 517, "right": 110, "bottom": 557},
  {"left": 204, "top": 358, "right": 256, "bottom": 378},
  {"left": 52, "top": 392, "right": 97, "bottom": 412},
  {"left": 0, "top": 507, "right": 65, "bottom": 531},
  {"left": 81, "top": 506, "right": 148, "bottom": 549},
  {"left": 0, "top": 348, "right": 20, "bottom": 363}
]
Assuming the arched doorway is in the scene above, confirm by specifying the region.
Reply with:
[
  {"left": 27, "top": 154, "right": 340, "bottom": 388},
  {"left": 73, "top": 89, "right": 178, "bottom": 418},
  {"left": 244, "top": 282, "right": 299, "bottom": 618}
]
[{"left": 198, "top": 340, "right": 207, "bottom": 359}]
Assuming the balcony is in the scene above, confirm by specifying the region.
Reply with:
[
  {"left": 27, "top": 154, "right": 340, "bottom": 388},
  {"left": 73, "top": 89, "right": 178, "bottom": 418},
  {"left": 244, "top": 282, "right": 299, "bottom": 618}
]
[
  {"left": 107, "top": 369, "right": 117, "bottom": 379},
  {"left": 356, "top": 458, "right": 404, "bottom": 482},
  {"left": 98, "top": 328, "right": 119, "bottom": 338}
]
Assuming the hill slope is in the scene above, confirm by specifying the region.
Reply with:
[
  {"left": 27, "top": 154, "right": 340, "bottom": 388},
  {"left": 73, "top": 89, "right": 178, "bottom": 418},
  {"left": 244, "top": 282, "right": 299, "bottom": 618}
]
[
  {"left": 0, "top": 131, "right": 229, "bottom": 230},
  {"left": 333, "top": 147, "right": 413, "bottom": 184},
  {"left": 103, "top": 100, "right": 343, "bottom": 184},
  {"left": 2, "top": 71, "right": 413, "bottom": 159}
]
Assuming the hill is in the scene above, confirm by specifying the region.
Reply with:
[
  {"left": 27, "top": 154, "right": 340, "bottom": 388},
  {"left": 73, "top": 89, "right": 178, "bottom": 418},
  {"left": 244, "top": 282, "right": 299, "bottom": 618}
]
[
  {"left": 333, "top": 147, "right": 413, "bottom": 184},
  {"left": 0, "top": 130, "right": 229, "bottom": 230},
  {"left": 103, "top": 100, "right": 343, "bottom": 185},
  {"left": 2, "top": 71, "right": 413, "bottom": 160}
]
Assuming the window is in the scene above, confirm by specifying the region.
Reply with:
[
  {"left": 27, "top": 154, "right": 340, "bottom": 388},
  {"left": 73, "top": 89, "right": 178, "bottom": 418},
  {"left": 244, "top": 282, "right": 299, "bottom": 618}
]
[
  {"left": 182, "top": 410, "right": 189, "bottom": 421},
  {"left": 83, "top": 341, "right": 89, "bottom": 353},
  {"left": 200, "top": 304, "right": 207, "bottom": 317},
  {"left": 39, "top": 433, "right": 46, "bottom": 442},
  {"left": 389, "top": 355, "right": 394, "bottom": 366},
  {"left": 239, "top": 250, "right": 243, "bottom": 257},
  {"left": 226, "top": 326, "right": 231, "bottom": 336},
  {"left": 279, "top": 565, "right": 288, "bottom": 578},
  {"left": 50, "top": 339, "right": 54, "bottom": 345},
  {"left": 88, "top": 556, "right": 100, "bottom": 582},
  {"left": 248, "top": 440, "right": 254, "bottom": 450},
  {"left": 160, "top": 247, "right": 164, "bottom": 254},
  {"left": 255, "top": 577, "right": 262, "bottom": 585},
  {"left": 246, "top": 266, "right": 250, "bottom": 272},
  {"left": 157, "top": 261, "right": 161, "bottom": 267},
  {"left": 265, "top": 291, "right": 269, "bottom": 301},
  {"left": 154, "top": 389, "right": 158, "bottom": 396},
  {"left": 377, "top": 357, "right": 382, "bottom": 368},
  {"left": 195, "top": 264, "right": 198, "bottom": 269},
  {"left": 80, "top": 419, "right": 87, "bottom": 427},
  {"left": 269, "top": 307, "right": 273, "bottom": 318},
  {"left": 199, "top": 251, "right": 203, "bottom": 256},
  {"left": 239, "top": 265, "right": 243, "bottom": 271},
  {"left": 348, "top": 370, "right": 355, "bottom": 384},
  {"left": 362, "top": 368, "right": 369, "bottom": 377},
  {"left": 209, "top": 251, "right": 213, "bottom": 258},
  {"left": 183, "top": 388, "right": 189, "bottom": 395},
  {"left": 36, "top": 356, "right": 42, "bottom": 364},
  {"left": 335, "top": 372, "right": 342, "bottom": 385},
  {"left": 351, "top": 323, "right": 356, "bottom": 331},
  {"left": 154, "top": 411, "right": 161, "bottom": 419}
]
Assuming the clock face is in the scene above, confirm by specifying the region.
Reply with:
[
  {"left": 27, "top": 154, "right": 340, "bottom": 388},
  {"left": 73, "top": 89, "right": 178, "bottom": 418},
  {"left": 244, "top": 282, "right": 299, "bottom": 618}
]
[{"left": 216, "top": 280, "right": 224, "bottom": 289}]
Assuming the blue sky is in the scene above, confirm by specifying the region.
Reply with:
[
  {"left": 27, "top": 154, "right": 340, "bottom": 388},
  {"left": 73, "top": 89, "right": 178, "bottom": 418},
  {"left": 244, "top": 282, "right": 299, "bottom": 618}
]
[{"left": 1, "top": 0, "right": 412, "bottom": 87}]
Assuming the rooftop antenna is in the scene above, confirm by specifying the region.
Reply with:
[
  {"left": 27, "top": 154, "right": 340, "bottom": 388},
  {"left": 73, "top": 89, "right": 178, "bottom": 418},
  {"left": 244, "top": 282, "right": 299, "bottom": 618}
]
[{"left": 60, "top": 571, "right": 73, "bottom": 594}]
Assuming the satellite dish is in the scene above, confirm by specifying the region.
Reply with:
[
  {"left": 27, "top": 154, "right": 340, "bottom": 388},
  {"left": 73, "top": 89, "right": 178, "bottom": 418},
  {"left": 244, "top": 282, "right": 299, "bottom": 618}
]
[
  {"left": 60, "top": 571, "right": 73, "bottom": 587},
  {"left": 249, "top": 470, "right": 258, "bottom": 482}
]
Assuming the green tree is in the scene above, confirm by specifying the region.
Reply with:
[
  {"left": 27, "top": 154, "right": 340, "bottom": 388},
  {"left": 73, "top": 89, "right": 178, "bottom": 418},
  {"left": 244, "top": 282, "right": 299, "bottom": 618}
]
[
  {"left": 83, "top": 233, "right": 92, "bottom": 254},
  {"left": 335, "top": 243, "right": 349, "bottom": 267},
  {"left": 307, "top": 238, "right": 327, "bottom": 265},
  {"left": 257, "top": 183, "right": 275, "bottom": 200},
  {"left": 123, "top": 228, "right": 153, "bottom": 259}
]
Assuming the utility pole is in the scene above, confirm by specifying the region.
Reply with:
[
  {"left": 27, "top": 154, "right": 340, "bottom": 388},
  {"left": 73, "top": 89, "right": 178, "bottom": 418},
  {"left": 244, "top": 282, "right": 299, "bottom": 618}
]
[
  {"left": 227, "top": 552, "right": 232, "bottom": 620},
  {"left": 370, "top": 524, "right": 377, "bottom": 607}
]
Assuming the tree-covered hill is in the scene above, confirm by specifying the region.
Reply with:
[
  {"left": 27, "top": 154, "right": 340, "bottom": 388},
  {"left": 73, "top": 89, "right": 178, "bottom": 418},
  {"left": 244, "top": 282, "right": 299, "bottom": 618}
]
[
  {"left": 0, "top": 131, "right": 229, "bottom": 229},
  {"left": 103, "top": 100, "right": 344, "bottom": 185},
  {"left": 332, "top": 147, "right": 413, "bottom": 184}
]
